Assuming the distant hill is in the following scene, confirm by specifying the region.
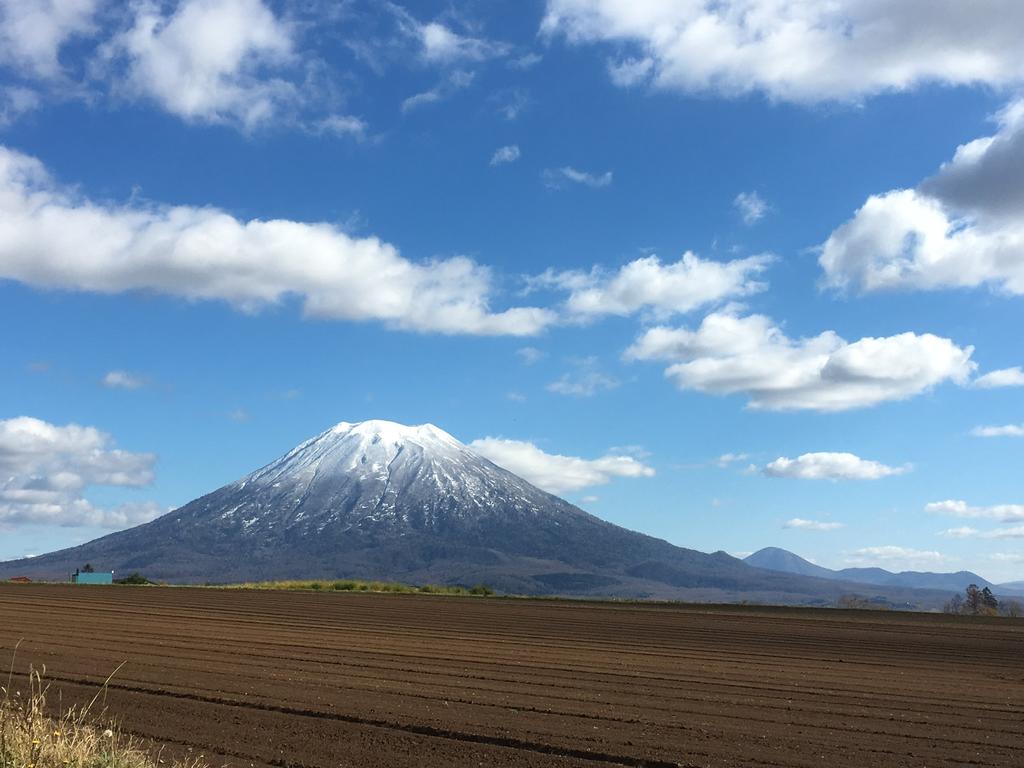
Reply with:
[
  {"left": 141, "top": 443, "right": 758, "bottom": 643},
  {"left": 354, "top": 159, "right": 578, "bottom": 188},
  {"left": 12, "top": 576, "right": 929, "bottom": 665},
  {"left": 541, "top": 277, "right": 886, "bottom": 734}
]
[
  {"left": 744, "top": 547, "right": 836, "bottom": 580},
  {"left": 745, "top": 547, "right": 996, "bottom": 593},
  {"left": 997, "top": 581, "right": 1024, "bottom": 596}
]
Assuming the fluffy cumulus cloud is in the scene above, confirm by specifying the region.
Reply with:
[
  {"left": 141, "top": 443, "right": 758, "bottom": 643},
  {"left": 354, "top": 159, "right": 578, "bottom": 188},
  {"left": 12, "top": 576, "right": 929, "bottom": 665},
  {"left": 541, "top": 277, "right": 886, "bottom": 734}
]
[
  {"left": 0, "top": 0, "right": 99, "bottom": 79},
  {"left": 625, "top": 311, "right": 975, "bottom": 411},
  {"left": 783, "top": 518, "right": 844, "bottom": 531},
  {"left": 541, "top": 1, "right": 1024, "bottom": 102},
  {"left": 846, "top": 546, "right": 946, "bottom": 569},
  {"left": 535, "top": 252, "right": 770, "bottom": 320},
  {"left": 0, "top": 416, "right": 162, "bottom": 528},
  {"left": 0, "top": 146, "right": 554, "bottom": 336},
  {"left": 765, "top": 452, "right": 908, "bottom": 480},
  {"left": 820, "top": 101, "right": 1024, "bottom": 296},
  {"left": 0, "top": 0, "right": 374, "bottom": 134},
  {"left": 972, "top": 424, "right": 1024, "bottom": 438},
  {"left": 468, "top": 437, "right": 654, "bottom": 494},
  {"left": 103, "top": 0, "right": 297, "bottom": 129}
]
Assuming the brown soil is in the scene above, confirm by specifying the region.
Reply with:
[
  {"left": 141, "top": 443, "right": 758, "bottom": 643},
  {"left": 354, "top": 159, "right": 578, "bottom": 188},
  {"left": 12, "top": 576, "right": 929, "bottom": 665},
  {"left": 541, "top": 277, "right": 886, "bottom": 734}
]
[{"left": 1, "top": 584, "right": 1021, "bottom": 767}]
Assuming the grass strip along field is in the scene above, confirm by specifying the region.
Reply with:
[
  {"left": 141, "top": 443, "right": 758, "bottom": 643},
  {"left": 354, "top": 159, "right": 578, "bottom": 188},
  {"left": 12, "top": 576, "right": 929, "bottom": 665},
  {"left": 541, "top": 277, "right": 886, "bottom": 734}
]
[{"left": 1, "top": 584, "right": 1022, "bottom": 768}]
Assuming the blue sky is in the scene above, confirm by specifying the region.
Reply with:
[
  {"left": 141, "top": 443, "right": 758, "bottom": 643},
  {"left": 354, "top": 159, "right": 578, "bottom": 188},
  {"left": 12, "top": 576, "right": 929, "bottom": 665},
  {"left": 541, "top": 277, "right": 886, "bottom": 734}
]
[{"left": 1, "top": 0, "right": 1023, "bottom": 581}]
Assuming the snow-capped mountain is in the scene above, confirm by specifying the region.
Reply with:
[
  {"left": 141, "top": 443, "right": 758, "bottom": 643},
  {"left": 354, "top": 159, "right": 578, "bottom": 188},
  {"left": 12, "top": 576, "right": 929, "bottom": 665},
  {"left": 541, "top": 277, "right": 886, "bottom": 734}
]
[
  {"left": 201, "top": 420, "right": 591, "bottom": 539},
  {"left": 0, "top": 420, "right": 958, "bottom": 606}
]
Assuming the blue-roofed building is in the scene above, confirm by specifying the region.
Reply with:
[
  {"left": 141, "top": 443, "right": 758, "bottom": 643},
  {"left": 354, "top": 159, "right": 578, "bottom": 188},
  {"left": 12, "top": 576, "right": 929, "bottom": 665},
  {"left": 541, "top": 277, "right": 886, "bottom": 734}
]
[{"left": 72, "top": 570, "right": 113, "bottom": 585}]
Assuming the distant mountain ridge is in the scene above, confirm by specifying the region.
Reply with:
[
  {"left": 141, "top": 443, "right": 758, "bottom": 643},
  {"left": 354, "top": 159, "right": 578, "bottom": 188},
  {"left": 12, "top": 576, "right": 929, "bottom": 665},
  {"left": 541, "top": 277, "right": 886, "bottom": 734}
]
[
  {"left": 0, "top": 420, "right": 965, "bottom": 608},
  {"left": 745, "top": 547, "right": 1006, "bottom": 593}
]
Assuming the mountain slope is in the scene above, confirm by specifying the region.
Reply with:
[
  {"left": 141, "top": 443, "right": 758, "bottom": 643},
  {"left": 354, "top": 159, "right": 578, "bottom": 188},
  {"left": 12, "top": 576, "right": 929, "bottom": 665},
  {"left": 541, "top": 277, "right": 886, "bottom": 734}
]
[
  {"left": 745, "top": 547, "right": 995, "bottom": 592},
  {"left": 997, "top": 581, "right": 1024, "bottom": 597},
  {"left": 744, "top": 548, "right": 836, "bottom": 580},
  {"left": 0, "top": 421, "right": 954, "bottom": 607}
]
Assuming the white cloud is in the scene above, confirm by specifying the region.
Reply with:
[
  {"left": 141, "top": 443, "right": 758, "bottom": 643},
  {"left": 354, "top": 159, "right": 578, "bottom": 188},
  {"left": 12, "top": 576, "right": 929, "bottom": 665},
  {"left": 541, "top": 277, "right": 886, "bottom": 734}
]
[
  {"left": 765, "top": 452, "right": 908, "bottom": 481},
  {"left": 607, "top": 56, "right": 653, "bottom": 87},
  {"left": 469, "top": 437, "right": 654, "bottom": 494},
  {"left": 419, "top": 21, "right": 508, "bottom": 64},
  {"left": 541, "top": 1, "right": 1024, "bottom": 102},
  {"left": 783, "top": 518, "right": 844, "bottom": 531},
  {"left": 0, "top": 0, "right": 99, "bottom": 79},
  {"left": 102, "top": 370, "right": 145, "bottom": 390},
  {"left": 974, "top": 367, "right": 1024, "bottom": 389},
  {"left": 983, "top": 526, "right": 1024, "bottom": 540},
  {"left": 925, "top": 500, "right": 1024, "bottom": 522},
  {"left": 938, "top": 526, "right": 980, "bottom": 539},
  {"left": 401, "top": 88, "right": 441, "bottom": 112},
  {"left": 543, "top": 166, "right": 612, "bottom": 189},
  {"left": 939, "top": 525, "right": 1024, "bottom": 540},
  {"left": 228, "top": 408, "right": 250, "bottom": 422},
  {"left": 509, "top": 52, "right": 542, "bottom": 70},
  {"left": 547, "top": 370, "right": 618, "bottom": 397},
  {"left": 734, "top": 191, "right": 768, "bottom": 225},
  {"left": 534, "top": 252, "right": 771, "bottom": 320},
  {"left": 0, "top": 86, "right": 42, "bottom": 127},
  {"left": 922, "top": 100, "right": 1024, "bottom": 221},
  {"left": 516, "top": 346, "right": 545, "bottom": 365},
  {"left": 0, "top": 145, "right": 554, "bottom": 336},
  {"left": 716, "top": 452, "right": 748, "bottom": 468},
  {"left": 625, "top": 311, "right": 975, "bottom": 411},
  {"left": 312, "top": 114, "right": 368, "bottom": 140},
  {"left": 991, "top": 553, "right": 1024, "bottom": 564},
  {"left": 401, "top": 69, "right": 474, "bottom": 113},
  {"left": 105, "top": 0, "right": 297, "bottom": 130},
  {"left": 972, "top": 424, "right": 1024, "bottom": 438},
  {"left": 846, "top": 546, "right": 946, "bottom": 569},
  {"left": 820, "top": 101, "right": 1024, "bottom": 296},
  {"left": 820, "top": 189, "right": 1024, "bottom": 295},
  {"left": 0, "top": 416, "right": 161, "bottom": 528},
  {"left": 927, "top": 502, "right": 1024, "bottom": 547},
  {"left": 490, "top": 144, "right": 521, "bottom": 166},
  {"left": 494, "top": 87, "right": 528, "bottom": 120}
]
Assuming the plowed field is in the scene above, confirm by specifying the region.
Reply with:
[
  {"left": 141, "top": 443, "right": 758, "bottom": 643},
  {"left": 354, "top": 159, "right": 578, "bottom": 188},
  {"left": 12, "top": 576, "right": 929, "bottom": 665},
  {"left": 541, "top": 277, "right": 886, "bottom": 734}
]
[{"left": 1, "top": 584, "right": 1021, "bottom": 767}]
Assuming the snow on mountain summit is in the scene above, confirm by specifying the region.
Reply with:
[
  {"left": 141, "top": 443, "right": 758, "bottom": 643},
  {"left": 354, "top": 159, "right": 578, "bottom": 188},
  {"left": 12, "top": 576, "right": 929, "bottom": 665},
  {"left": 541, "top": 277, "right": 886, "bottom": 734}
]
[{"left": 169, "top": 417, "right": 587, "bottom": 541}]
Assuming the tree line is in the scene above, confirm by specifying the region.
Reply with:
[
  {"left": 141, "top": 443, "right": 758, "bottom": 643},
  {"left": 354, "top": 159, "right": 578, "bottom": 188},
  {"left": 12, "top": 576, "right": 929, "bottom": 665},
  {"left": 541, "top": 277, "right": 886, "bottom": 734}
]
[{"left": 944, "top": 584, "right": 1021, "bottom": 617}]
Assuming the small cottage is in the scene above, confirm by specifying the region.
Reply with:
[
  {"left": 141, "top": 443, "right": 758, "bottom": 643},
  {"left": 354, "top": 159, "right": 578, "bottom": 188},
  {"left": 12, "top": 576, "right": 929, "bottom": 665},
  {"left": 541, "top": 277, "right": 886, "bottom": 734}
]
[{"left": 72, "top": 570, "right": 113, "bottom": 585}]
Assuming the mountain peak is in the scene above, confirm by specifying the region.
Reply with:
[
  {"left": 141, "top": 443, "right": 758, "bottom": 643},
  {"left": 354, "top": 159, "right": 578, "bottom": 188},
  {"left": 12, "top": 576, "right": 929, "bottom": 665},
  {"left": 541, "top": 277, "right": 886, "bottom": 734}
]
[{"left": 328, "top": 419, "right": 460, "bottom": 446}]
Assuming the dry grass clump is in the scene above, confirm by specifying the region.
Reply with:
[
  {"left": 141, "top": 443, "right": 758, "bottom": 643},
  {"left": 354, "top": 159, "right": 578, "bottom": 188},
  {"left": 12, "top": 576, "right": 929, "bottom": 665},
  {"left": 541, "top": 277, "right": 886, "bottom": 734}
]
[{"left": 1, "top": 651, "right": 202, "bottom": 768}]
